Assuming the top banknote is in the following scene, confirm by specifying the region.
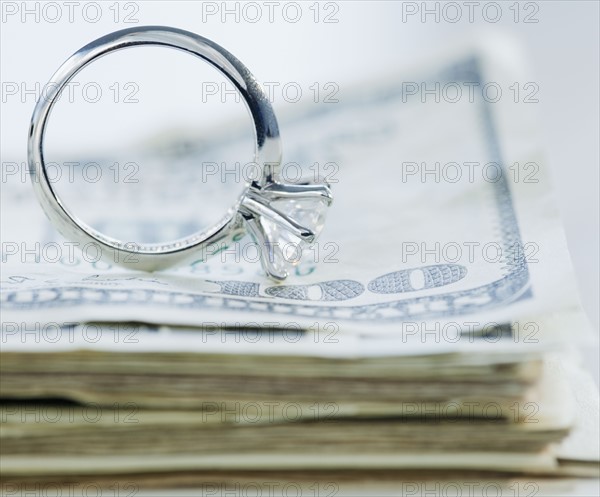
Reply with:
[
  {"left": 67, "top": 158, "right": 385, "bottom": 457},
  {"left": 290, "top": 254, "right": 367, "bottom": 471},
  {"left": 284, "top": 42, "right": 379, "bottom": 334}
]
[{"left": 0, "top": 36, "right": 588, "bottom": 338}]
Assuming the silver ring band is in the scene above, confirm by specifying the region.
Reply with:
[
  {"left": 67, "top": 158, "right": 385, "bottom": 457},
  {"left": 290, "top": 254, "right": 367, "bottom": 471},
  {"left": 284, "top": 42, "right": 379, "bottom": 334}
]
[{"left": 28, "top": 26, "right": 332, "bottom": 281}]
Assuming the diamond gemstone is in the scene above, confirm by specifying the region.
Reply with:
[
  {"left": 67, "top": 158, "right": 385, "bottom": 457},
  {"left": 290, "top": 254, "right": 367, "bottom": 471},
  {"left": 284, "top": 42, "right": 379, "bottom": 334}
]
[{"left": 260, "top": 197, "right": 329, "bottom": 267}]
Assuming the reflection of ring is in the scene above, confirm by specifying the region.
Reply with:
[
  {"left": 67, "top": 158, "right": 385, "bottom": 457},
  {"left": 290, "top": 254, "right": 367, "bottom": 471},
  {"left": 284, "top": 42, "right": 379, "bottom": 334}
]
[{"left": 28, "top": 26, "right": 333, "bottom": 281}]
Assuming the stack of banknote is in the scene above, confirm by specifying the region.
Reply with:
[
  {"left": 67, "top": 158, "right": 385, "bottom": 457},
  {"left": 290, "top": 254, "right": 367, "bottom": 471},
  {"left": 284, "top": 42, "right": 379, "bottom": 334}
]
[{"left": 1, "top": 37, "right": 598, "bottom": 489}]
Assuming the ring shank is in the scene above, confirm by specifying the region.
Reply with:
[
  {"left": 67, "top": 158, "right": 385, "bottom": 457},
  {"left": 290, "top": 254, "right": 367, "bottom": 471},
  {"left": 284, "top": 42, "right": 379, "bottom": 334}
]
[{"left": 28, "top": 26, "right": 281, "bottom": 271}]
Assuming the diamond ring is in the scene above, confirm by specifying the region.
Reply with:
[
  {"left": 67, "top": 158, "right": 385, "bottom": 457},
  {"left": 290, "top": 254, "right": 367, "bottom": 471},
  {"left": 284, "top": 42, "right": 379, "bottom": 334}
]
[{"left": 28, "top": 26, "right": 333, "bottom": 281}]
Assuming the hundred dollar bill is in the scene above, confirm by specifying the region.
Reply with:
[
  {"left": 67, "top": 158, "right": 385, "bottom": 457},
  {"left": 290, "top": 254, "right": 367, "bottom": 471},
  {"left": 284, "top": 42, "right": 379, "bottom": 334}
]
[{"left": 0, "top": 38, "right": 589, "bottom": 337}]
